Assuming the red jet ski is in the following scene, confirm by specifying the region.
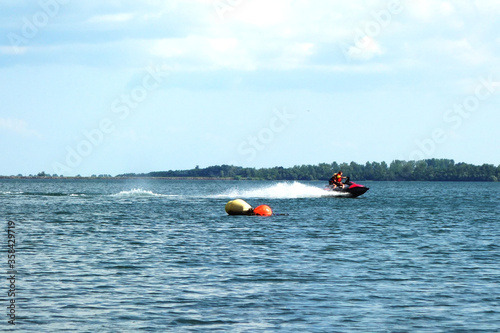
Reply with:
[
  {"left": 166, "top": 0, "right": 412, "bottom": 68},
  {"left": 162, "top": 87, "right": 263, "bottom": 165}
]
[{"left": 324, "top": 176, "right": 369, "bottom": 198}]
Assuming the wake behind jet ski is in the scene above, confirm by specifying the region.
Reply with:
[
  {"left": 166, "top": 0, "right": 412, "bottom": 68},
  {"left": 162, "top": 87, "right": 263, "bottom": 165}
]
[{"left": 324, "top": 175, "right": 369, "bottom": 198}]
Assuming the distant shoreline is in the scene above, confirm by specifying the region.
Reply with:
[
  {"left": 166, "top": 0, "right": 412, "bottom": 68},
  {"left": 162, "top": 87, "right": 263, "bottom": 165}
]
[
  {"left": 0, "top": 176, "right": 496, "bottom": 182},
  {"left": 0, "top": 176, "right": 236, "bottom": 180},
  {"left": 2, "top": 159, "right": 499, "bottom": 182}
]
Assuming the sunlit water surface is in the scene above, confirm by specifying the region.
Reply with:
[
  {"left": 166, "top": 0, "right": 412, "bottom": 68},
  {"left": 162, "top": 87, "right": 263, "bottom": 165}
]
[{"left": 1, "top": 179, "right": 499, "bottom": 332}]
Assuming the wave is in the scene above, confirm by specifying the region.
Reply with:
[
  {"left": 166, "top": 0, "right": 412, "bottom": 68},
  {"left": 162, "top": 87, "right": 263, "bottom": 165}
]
[
  {"left": 2, "top": 185, "right": 344, "bottom": 200},
  {"left": 2, "top": 188, "right": 175, "bottom": 199},
  {"left": 216, "top": 182, "right": 346, "bottom": 199},
  {"left": 1, "top": 191, "right": 82, "bottom": 197},
  {"left": 111, "top": 188, "right": 176, "bottom": 198}
]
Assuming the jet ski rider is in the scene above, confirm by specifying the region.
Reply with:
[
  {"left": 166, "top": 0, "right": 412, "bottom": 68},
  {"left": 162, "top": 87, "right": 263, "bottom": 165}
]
[{"left": 329, "top": 171, "right": 346, "bottom": 189}]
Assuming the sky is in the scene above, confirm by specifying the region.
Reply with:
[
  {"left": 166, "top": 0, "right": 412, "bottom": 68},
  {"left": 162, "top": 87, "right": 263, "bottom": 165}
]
[{"left": 1, "top": 0, "right": 500, "bottom": 176}]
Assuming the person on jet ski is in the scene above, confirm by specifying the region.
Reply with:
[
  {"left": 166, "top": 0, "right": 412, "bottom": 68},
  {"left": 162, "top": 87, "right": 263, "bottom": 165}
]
[{"left": 329, "top": 171, "right": 346, "bottom": 189}]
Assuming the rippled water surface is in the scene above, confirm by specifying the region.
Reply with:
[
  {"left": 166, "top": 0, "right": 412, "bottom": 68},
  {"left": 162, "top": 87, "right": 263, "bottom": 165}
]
[{"left": 1, "top": 179, "right": 499, "bottom": 332}]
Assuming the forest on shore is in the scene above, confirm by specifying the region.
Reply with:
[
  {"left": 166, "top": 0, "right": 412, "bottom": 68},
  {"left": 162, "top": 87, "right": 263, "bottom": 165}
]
[{"left": 117, "top": 159, "right": 499, "bottom": 182}]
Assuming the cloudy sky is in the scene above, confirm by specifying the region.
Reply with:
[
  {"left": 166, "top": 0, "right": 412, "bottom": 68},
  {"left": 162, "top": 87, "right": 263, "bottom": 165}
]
[{"left": 1, "top": 0, "right": 499, "bottom": 176}]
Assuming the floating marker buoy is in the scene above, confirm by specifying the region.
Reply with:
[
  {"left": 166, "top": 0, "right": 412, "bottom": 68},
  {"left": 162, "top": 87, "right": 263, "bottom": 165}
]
[
  {"left": 225, "top": 199, "right": 253, "bottom": 215},
  {"left": 253, "top": 204, "right": 273, "bottom": 216}
]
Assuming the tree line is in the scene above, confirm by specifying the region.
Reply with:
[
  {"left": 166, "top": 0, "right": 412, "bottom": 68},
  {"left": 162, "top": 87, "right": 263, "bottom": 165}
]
[{"left": 117, "top": 159, "right": 500, "bottom": 182}]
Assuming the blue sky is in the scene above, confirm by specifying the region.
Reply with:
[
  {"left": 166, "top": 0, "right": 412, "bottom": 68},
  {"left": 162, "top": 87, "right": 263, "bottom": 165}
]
[{"left": 1, "top": 0, "right": 499, "bottom": 176}]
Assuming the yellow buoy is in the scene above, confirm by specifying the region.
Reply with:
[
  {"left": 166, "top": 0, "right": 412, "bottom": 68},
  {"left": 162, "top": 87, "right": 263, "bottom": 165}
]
[{"left": 225, "top": 199, "right": 253, "bottom": 215}]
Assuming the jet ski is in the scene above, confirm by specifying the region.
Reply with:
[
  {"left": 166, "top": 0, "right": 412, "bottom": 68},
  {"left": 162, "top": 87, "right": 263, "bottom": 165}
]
[{"left": 323, "top": 176, "right": 369, "bottom": 198}]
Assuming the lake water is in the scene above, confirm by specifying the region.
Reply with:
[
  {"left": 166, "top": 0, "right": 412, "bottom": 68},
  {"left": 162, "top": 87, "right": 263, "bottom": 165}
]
[{"left": 1, "top": 179, "right": 499, "bottom": 332}]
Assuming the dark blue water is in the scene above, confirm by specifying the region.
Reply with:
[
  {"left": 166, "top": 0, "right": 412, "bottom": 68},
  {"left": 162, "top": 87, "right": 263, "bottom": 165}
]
[{"left": 1, "top": 179, "right": 499, "bottom": 332}]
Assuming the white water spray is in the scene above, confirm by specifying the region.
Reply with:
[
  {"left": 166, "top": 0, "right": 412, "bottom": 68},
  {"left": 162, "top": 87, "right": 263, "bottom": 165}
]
[
  {"left": 217, "top": 182, "right": 346, "bottom": 199},
  {"left": 111, "top": 188, "right": 177, "bottom": 198}
]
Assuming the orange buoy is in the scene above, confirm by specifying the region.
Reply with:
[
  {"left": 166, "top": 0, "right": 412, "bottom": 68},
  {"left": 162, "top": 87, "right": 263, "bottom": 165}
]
[{"left": 253, "top": 204, "right": 273, "bottom": 216}]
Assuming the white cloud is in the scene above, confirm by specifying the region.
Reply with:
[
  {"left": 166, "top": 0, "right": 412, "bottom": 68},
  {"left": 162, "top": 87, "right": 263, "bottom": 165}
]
[
  {"left": 440, "top": 2, "right": 455, "bottom": 16},
  {"left": 274, "top": 42, "right": 315, "bottom": 69},
  {"left": 149, "top": 38, "right": 190, "bottom": 59},
  {"left": 405, "top": 0, "right": 455, "bottom": 21},
  {"left": 2, "top": 0, "right": 499, "bottom": 75},
  {"left": 0, "top": 46, "right": 28, "bottom": 55},
  {"left": 0, "top": 118, "right": 41, "bottom": 138},
  {"left": 208, "top": 37, "right": 239, "bottom": 53},
  {"left": 87, "top": 13, "right": 135, "bottom": 24},
  {"left": 147, "top": 35, "right": 318, "bottom": 71},
  {"left": 430, "top": 38, "right": 491, "bottom": 66},
  {"left": 474, "top": 0, "right": 500, "bottom": 14},
  {"left": 345, "top": 36, "right": 384, "bottom": 61},
  {"left": 230, "top": 0, "right": 291, "bottom": 26},
  {"left": 148, "top": 36, "right": 257, "bottom": 71}
]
